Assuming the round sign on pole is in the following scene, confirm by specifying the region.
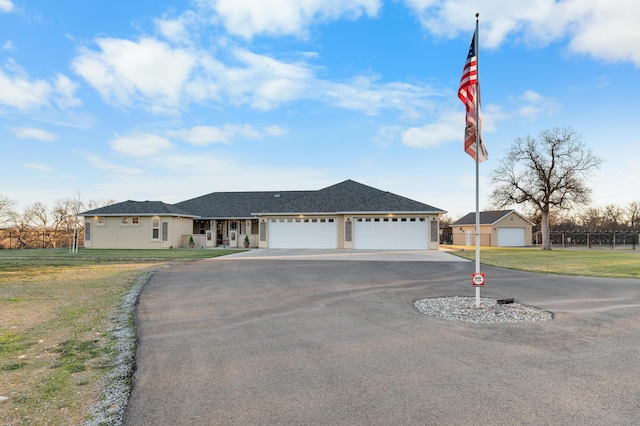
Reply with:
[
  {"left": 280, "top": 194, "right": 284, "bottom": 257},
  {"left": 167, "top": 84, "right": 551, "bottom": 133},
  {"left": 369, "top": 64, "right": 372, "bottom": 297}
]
[{"left": 472, "top": 272, "right": 485, "bottom": 287}]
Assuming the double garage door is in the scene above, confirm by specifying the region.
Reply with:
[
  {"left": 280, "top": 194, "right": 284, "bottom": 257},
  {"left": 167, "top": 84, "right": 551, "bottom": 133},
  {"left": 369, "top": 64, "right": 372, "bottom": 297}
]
[
  {"left": 354, "top": 217, "right": 429, "bottom": 250},
  {"left": 268, "top": 218, "right": 338, "bottom": 249},
  {"left": 267, "top": 217, "right": 430, "bottom": 249}
]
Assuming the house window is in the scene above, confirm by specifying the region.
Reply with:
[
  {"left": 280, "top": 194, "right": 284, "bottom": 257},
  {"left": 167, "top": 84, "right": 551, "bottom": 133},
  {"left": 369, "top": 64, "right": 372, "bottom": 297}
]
[
  {"left": 122, "top": 217, "right": 140, "bottom": 225},
  {"left": 85, "top": 222, "right": 91, "bottom": 241},
  {"left": 251, "top": 220, "right": 259, "bottom": 234},
  {"left": 97, "top": 217, "right": 106, "bottom": 226},
  {"left": 152, "top": 217, "right": 160, "bottom": 240}
]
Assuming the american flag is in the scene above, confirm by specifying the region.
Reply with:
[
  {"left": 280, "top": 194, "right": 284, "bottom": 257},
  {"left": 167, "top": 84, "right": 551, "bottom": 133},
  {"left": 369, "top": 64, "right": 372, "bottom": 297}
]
[{"left": 458, "top": 30, "right": 488, "bottom": 162}]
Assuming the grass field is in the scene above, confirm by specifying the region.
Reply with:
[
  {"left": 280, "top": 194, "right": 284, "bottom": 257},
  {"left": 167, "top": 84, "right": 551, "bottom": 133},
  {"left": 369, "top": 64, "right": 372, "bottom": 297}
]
[
  {"left": 1, "top": 246, "right": 639, "bottom": 424},
  {"left": 448, "top": 246, "right": 640, "bottom": 279},
  {"left": 0, "top": 248, "right": 240, "bottom": 425}
]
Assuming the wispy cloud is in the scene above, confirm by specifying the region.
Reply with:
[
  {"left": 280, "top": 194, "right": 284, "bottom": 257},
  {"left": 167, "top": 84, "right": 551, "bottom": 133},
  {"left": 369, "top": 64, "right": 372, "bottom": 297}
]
[
  {"left": 23, "top": 162, "right": 53, "bottom": 173},
  {"left": 169, "top": 124, "right": 279, "bottom": 146},
  {"left": 11, "top": 127, "right": 58, "bottom": 142},
  {"left": 109, "top": 133, "right": 174, "bottom": 157}
]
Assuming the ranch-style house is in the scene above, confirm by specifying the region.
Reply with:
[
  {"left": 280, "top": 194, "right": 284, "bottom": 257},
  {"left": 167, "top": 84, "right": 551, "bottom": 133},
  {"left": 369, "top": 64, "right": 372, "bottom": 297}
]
[{"left": 81, "top": 180, "right": 446, "bottom": 250}]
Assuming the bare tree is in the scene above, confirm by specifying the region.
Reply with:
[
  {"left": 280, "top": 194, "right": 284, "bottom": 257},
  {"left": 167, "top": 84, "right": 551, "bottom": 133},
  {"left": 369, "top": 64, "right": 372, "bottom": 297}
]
[
  {"left": 0, "top": 194, "right": 16, "bottom": 227},
  {"left": 577, "top": 206, "right": 603, "bottom": 230},
  {"left": 23, "top": 202, "right": 54, "bottom": 248},
  {"left": 601, "top": 204, "right": 625, "bottom": 229},
  {"left": 627, "top": 201, "right": 640, "bottom": 229},
  {"left": 490, "top": 127, "right": 603, "bottom": 250}
]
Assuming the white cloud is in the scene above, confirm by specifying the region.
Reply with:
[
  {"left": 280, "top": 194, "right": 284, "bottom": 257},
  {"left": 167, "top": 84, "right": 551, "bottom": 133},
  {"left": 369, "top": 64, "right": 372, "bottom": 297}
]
[
  {"left": 2, "top": 40, "right": 14, "bottom": 50},
  {"left": 403, "top": 0, "right": 640, "bottom": 65},
  {"left": 110, "top": 133, "right": 174, "bottom": 157},
  {"left": 322, "top": 75, "right": 438, "bottom": 117},
  {"left": 0, "top": 61, "right": 82, "bottom": 111},
  {"left": 72, "top": 35, "right": 438, "bottom": 117},
  {"left": 170, "top": 124, "right": 283, "bottom": 146},
  {"left": 514, "top": 90, "right": 558, "bottom": 121},
  {"left": 24, "top": 163, "right": 53, "bottom": 173},
  {"left": 11, "top": 127, "right": 58, "bottom": 142},
  {"left": 204, "top": 0, "right": 381, "bottom": 39},
  {"left": 154, "top": 10, "right": 199, "bottom": 45},
  {"left": 0, "top": 0, "right": 14, "bottom": 13},
  {"left": 264, "top": 125, "right": 287, "bottom": 137},
  {"left": 0, "top": 65, "right": 51, "bottom": 109},
  {"left": 401, "top": 111, "right": 462, "bottom": 148},
  {"left": 72, "top": 37, "right": 196, "bottom": 113},
  {"left": 53, "top": 74, "right": 81, "bottom": 108},
  {"left": 85, "top": 154, "right": 142, "bottom": 175}
]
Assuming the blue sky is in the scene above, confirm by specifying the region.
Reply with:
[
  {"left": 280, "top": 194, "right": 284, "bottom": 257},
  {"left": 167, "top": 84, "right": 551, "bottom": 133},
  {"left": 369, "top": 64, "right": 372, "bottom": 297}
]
[{"left": 1, "top": 0, "right": 639, "bottom": 219}]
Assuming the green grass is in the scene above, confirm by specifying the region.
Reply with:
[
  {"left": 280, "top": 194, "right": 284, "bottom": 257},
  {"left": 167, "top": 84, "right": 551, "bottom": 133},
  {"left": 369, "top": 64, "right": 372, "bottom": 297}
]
[
  {"left": 449, "top": 247, "right": 640, "bottom": 278},
  {"left": 0, "top": 247, "right": 244, "bottom": 261},
  {"left": 0, "top": 247, "right": 246, "bottom": 424}
]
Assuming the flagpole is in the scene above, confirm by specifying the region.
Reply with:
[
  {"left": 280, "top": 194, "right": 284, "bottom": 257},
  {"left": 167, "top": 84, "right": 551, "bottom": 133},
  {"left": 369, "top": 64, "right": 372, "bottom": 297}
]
[{"left": 474, "top": 13, "right": 481, "bottom": 308}]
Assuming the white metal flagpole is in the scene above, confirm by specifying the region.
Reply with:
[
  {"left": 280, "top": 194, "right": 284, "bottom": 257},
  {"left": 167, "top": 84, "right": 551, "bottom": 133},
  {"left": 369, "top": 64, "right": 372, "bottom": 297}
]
[{"left": 474, "top": 13, "right": 481, "bottom": 308}]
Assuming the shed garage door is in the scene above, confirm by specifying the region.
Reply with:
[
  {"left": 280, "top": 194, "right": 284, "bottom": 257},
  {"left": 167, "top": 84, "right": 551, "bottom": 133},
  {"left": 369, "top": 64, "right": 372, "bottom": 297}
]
[
  {"left": 497, "top": 228, "right": 526, "bottom": 246},
  {"left": 268, "top": 218, "right": 338, "bottom": 249},
  {"left": 354, "top": 217, "right": 428, "bottom": 250}
]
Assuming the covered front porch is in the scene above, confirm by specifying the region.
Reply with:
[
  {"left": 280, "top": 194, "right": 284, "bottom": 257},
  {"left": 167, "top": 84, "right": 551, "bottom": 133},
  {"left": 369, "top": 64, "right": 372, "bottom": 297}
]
[{"left": 190, "top": 218, "right": 260, "bottom": 248}]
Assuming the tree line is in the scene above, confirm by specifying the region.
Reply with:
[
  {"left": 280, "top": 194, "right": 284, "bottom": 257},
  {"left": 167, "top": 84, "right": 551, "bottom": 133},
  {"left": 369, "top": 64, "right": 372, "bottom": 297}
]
[{"left": 0, "top": 194, "right": 114, "bottom": 250}]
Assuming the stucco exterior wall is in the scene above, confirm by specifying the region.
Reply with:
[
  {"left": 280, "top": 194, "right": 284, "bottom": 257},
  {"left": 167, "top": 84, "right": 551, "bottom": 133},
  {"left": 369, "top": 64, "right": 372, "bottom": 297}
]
[
  {"left": 452, "top": 224, "right": 492, "bottom": 246},
  {"left": 452, "top": 212, "right": 533, "bottom": 246},
  {"left": 489, "top": 214, "right": 533, "bottom": 246},
  {"left": 84, "top": 215, "right": 193, "bottom": 249}
]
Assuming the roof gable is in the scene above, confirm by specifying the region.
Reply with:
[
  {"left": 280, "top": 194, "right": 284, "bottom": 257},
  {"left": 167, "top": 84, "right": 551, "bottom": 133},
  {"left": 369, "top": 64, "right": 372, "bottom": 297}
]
[
  {"left": 255, "top": 180, "right": 445, "bottom": 214},
  {"left": 452, "top": 210, "right": 533, "bottom": 226}
]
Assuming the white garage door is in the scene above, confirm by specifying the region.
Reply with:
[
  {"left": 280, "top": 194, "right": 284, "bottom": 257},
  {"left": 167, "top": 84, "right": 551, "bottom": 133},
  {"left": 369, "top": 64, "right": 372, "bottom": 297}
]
[
  {"left": 268, "top": 218, "right": 338, "bottom": 249},
  {"left": 354, "top": 217, "right": 428, "bottom": 250},
  {"left": 497, "top": 228, "right": 526, "bottom": 246}
]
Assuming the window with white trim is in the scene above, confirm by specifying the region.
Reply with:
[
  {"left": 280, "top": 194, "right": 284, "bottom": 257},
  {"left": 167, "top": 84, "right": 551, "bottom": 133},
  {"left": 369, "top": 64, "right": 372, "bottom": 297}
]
[{"left": 152, "top": 217, "right": 160, "bottom": 240}]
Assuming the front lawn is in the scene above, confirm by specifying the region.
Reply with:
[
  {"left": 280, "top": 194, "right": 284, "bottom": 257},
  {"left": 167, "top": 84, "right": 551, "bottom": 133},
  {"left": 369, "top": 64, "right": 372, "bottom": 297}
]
[{"left": 449, "top": 246, "right": 640, "bottom": 279}]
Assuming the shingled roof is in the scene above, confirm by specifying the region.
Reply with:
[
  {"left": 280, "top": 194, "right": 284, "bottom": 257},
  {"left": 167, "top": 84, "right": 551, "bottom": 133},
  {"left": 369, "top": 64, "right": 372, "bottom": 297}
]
[
  {"left": 81, "top": 200, "right": 197, "bottom": 217},
  {"left": 80, "top": 180, "right": 445, "bottom": 218},
  {"left": 254, "top": 180, "right": 445, "bottom": 214},
  {"left": 451, "top": 210, "right": 533, "bottom": 226},
  {"left": 174, "top": 190, "right": 314, "bottom": 219}
]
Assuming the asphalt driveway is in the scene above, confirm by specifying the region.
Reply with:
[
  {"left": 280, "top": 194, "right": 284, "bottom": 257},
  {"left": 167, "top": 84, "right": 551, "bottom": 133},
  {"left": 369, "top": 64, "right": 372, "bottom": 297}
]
[{"left": 124, "top": 250, "right": 640, "bottom": 425}]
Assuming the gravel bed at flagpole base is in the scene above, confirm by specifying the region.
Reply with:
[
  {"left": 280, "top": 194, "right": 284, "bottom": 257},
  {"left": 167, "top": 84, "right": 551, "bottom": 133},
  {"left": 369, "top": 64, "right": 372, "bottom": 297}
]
[{"left": 414, "top": 296, "right": 553, "bottom": 324}]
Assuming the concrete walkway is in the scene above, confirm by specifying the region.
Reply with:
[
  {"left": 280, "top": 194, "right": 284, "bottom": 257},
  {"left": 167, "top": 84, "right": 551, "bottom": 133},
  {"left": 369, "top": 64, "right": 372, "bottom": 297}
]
[{"left": 219, "top": 248, "right": 469, "bottom": 262}]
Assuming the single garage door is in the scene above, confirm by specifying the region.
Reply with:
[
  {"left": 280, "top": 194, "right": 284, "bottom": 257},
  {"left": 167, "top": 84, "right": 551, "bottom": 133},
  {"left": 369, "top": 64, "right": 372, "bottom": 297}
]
[
  {"left": 354, "top": 217, "right": 428, "bottom": 250},
  {"left": 497, "top": 228, "right": 526, "bottom": 246},
  {"left": 268, "top": 218, "right": 338, "bottom": 249}
]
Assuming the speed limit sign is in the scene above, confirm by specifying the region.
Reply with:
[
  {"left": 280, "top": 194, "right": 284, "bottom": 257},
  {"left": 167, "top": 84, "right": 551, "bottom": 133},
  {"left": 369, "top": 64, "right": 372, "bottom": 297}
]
[{"left": 472, "top": 272, "right": 485, "bottom": 287}]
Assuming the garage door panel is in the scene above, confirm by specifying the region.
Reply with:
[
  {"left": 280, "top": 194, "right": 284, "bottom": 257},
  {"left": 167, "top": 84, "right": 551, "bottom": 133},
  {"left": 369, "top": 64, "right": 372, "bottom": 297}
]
[
  {"left": 497, "top": 228, "right": 525, "bottom": 246},
  {"left": 269, "top": 219, "right": 337, "bottom": 249},
  {"left": 354, "top": 218, "right": 428, "bottom": 250}
]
